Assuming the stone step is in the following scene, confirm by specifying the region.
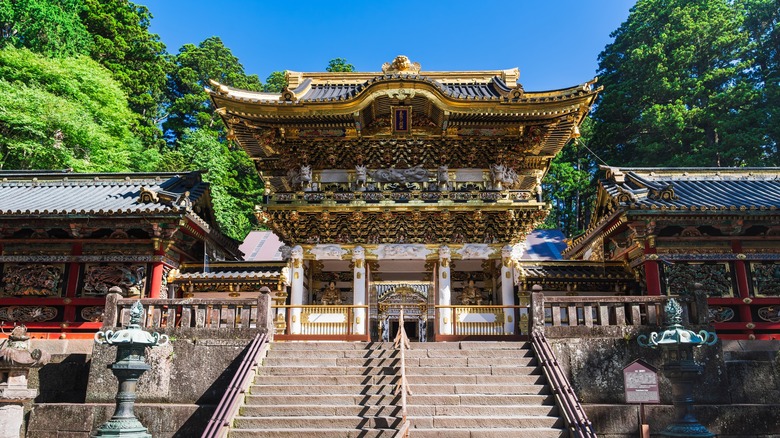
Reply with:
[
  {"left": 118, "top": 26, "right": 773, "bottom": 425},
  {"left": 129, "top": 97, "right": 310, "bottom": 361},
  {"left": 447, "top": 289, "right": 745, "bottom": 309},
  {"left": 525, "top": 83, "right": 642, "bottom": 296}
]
[
  {"left": 257, "top": 366, "right": 395, "bottom": 376},
  {"left": 244, "top": 394, "right": 401, "bottom": 406},
  {"left": 239, "top": 404, "right": 558, "bottom": 419},
  {"left": 266, "top": 348, "right": 533, "bottom": 359},
  {"left": 408, "top": 428, "right": 566, "bottom": 438},
  {"left": 408, "top": 415, "right": 564, "bottom": 429},
  {"left": 243, "top": 393, "right": 556, "bottom": 407},
  {"left": 268, "top": 342, "right": 386, "bottom": 350},
  {"left": 230, "top": 428, "right": 394, "bottom": 438},
  {"left": 240, "top": 404, "right": 404, "bottom": 418},
  {"left": 250, "top": 384, "right": 396, "bottom": 395},
  {"left": 405, "top": 366, "right": 540, "bottom": 376},
  {"left": 408, "top": 394, "right": 556, "bottom": 406},
  {"left": 408, "top": 384, "right": 550, "bottom": 395},
  {"left": 233, "top": 415, "right": 403, "bottom": 429},
  {"left": 262, "top": 356, "right": 536, "bottom": 367},
  {"left": 254, "top": 373, "right": 544, "bottom": 386}
]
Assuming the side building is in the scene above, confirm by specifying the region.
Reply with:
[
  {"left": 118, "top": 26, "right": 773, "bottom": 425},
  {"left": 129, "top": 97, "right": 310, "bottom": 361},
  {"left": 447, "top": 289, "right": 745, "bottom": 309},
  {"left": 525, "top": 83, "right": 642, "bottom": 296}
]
[
  {"left": 565, "top": 166, "right": 780, "bottom": 340},
  {"left": 0, "top": 170, "right": 282, "bottom": 338}
]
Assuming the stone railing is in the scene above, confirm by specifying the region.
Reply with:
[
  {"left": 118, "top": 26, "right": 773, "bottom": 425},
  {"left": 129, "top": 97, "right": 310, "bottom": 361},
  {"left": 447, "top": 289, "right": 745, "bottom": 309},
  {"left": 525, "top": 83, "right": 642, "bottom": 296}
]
[
  {"left": 529, "top": 289, "right": 708, "bottom": 338},
  {"left": 269, "top": 187, "right": 532, "bottom": 206},
  {"left": 101, "top": 293, "right": 274, "bottom": 333}
]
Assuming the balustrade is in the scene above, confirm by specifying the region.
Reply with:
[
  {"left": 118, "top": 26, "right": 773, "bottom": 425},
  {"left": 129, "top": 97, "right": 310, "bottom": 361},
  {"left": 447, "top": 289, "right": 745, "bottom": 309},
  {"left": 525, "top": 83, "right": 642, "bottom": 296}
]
[
  {"left": 435, "top": 305, "right": 522, "bottom": 339},
  {"left": 102, "top": 293, "right": 272, "bottom": 331},
  {"left": 273, "top": 304, "right": 370, "bottom": 341}
]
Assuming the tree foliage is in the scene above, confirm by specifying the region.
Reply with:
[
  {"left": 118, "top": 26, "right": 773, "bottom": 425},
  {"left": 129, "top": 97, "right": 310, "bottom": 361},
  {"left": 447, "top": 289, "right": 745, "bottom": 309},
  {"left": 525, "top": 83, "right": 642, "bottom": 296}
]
[
  {"left": 591, "top": 0, "right": 778, "bottom": 167},
  {"left": 326, "top": 57, "right": 355, "bottom": 72},
  {"left": 541, "top": 120, "right": 597, "bottom": 236},
  {"left": 0, "top": 0, "right": 91, "bottom": 57},
  {"left": 0, "top": 46, "right": 158, "bottom": 171},
  {"left": 159, "top": 130, "right": 262, "bottom": 240},
  {"left": 80, "top": 0, "right": 170, "bottom": 147},
  {"left": 163, "top": 36, "right": 262, "bottom": 143}
]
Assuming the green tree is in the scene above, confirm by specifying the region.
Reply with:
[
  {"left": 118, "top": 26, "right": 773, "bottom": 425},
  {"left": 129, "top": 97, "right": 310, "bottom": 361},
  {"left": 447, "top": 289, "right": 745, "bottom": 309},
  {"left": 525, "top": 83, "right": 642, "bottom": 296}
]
[
  {"left": 742, "top": 0, "right": 780, "bottom": 158},
  {"left": 592, "top": 0, "right": 770, "bottom": 167},
  {"left": 541, "top": 120, "right": 597, "bottom": 236},
  {"left": 0, "top": 47, "right": 159, "bottom": 171},
  {"left": 326, "top": 57, "right": 355, "bottom": 72},
  {"left": 160, "top": 129, "right": 262, "bottom": 240},
  {"left": 264, "top": 70, "right": 287, "bottom": 92},
  {"left": 163, "top": 36, "right": 263, "bottom": 143},
  {"left": 0, "top": 0, "right": 91, "bottom": 57},
  {"left": 80, "top": 0, "right": 170, "bottom": 148}
]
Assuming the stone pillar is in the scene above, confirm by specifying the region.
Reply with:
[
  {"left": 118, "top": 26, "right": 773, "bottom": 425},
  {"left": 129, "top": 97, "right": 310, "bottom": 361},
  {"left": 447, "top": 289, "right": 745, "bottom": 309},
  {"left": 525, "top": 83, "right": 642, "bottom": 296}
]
[
  {"left": 352, "top": 246, "right": 366, "bottom": 335},
  {"left": 501, "top": 245, "right": 516, "bottom": 335},
  {"left": 290, "top": 245, "right": 304, "bottom": 334},
  {"left": 0, "top": 326, "right": 51, "bottom": 438},
  {"left": 438, "top": 245, "right": 452, "bottom": 335}
]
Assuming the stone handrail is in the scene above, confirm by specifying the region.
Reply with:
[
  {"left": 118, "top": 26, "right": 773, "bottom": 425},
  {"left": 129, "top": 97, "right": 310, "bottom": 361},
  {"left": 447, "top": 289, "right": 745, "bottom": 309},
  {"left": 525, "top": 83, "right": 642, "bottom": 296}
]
[
  {"left": 102, "top": 293, "right": 274, "bottom": 333},
  {"left": 529, "top": 290, "right": 708, "bottom": 338}
]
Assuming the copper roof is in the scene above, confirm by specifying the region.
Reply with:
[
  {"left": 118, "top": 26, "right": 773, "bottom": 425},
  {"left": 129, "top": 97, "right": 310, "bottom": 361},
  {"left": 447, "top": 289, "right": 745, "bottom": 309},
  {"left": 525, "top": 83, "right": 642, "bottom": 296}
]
[{"left": 0, "top": 170, "right": 207, "bottom": 216}]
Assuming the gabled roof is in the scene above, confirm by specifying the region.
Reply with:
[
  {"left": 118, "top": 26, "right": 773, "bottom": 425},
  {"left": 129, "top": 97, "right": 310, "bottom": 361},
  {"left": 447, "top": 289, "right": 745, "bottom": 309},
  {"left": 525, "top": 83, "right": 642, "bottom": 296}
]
[
  {"left": 0, "top": 170, "right": 242, "bottom": 258},
  {"left": 0, "top": 170, "right": 207, "bottom": 216},
  {"left": 563, "top": 167, "right": 780, "bottom": 259},
  {"left": 600, "top": 167, "right": 780, "bottom": 211}
]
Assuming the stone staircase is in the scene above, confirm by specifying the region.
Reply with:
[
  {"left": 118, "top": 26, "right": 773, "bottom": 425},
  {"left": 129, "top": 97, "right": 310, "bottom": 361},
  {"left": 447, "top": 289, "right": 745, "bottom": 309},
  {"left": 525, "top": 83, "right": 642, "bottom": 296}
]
[
  {"left": 228, "top": 341, "right": 565, "bottom": 437},
  {"left": 405, "top": 341, "right": 565, "bottom": 437}
]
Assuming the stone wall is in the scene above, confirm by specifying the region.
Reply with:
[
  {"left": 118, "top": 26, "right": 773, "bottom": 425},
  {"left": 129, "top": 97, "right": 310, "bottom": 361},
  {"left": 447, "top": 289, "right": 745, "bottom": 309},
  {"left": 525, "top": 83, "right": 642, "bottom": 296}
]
[{"left": 549, "top": 338, "right": 780, "bottom": 436}]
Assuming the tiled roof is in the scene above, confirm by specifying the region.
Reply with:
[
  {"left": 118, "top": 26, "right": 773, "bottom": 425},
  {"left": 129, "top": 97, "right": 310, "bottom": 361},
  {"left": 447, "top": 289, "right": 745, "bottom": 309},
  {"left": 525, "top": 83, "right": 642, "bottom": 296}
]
[
  {"left": 211, "top": 74, "right": 590, "bottom": 105},
  {"left": 601, "top": 167, "right": 780, "bottom": 210},
  {"left": 517, "top": 261, "right": 634, "bottom": 280},
  {"left": 171, "top": 262, "right": 285, "bottom": 283},
  {"left": 0, "top": 170, "right": 207, "bottom": 216}
]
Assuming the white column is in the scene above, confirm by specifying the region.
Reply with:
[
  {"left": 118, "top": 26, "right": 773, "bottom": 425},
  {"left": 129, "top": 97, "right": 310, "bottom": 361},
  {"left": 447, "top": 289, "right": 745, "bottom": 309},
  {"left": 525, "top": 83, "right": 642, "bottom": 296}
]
[
  {"left": 501, "top": 245, "right": 516, "bottom": 334},
  {"left": 438, "top": 245, "right": 452, "bottom": 335},
  {"left": 352, "top": 246, "right": 366, "bottom": 335},
  {"left": 290, "top": 245, "right": 304, "bottom": 334}
]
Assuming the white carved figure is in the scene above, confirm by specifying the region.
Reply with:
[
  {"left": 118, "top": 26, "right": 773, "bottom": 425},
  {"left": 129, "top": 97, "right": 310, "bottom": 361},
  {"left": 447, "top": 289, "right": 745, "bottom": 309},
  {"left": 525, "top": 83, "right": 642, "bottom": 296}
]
[
  {"left": 291, "top": 245, "right": 304, "bottom": 260},
  {"left": 369, "top": 165, "right": 430, "bottom": 183},
  {"left": 438, "top": 245, "right": 451, "bottom": 259},
  {"left": 287, "top": 165, "right": 313, "bottom": 189},
  {"left": 437, "top": 165, "right": 450, "bottom": 190},
  {"left": 309, "top": 244, "right": 348, "bottom": 260},
  {"left": 457, "top": 244, "right": 493, "bottom": 260},
  {"left": 355, "top": 165, "right": 367, "bottom": 190},
  {"left": 353, "top": 245, "right": 366, "bottom": 260},
  {"left": 490, "top": 163, "right": 520, "bottom": 190},
  {"left": 377, "top": 244, "right": 430, "bottom": 259},
  {"left": 501, "top": 245, "right": 513, "bottom": 260}
]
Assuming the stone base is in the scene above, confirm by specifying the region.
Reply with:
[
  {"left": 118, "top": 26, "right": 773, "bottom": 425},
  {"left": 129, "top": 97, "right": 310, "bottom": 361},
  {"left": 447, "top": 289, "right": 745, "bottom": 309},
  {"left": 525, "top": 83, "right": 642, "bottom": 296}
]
[
  {"left": 0, "top": 405, "right": 23, "bottom": 438},
  {"left": 26, "top": 403, "right": 211, "bottom": 438}
]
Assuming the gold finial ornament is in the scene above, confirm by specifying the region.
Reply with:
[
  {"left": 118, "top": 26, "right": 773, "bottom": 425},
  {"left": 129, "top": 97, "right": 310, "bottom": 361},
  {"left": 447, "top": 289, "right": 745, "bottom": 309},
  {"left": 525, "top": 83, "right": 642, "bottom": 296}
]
[{"left": 382, "top": 55, "right": 421, "bottom": 74}]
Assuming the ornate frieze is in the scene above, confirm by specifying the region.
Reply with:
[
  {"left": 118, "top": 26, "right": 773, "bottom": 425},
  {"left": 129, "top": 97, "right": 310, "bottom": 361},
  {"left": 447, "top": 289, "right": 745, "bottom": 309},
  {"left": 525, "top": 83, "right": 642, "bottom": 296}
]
[
  {"left": 82, "top": 264, "right": 146, "bottom": 297},
  {"left": 708, "top": 306, "right": 735, "bottom": 323},
  {"left": 309, "top": 244, "right": 349, "bottom": 260},
  {"left": 757, "top": 306, "right": 780, "bottom": 323},
  {"left": 750, "top": 262, "right": 780, "bottom": 297},
  {"left": 1, "top": 264, "right": 64, "bottom": 297},
  {"left": 663, "top": 263, "right": 733, "bottom": 297},
  {"left": 374, "top": 244, "right": 431, "bottom": 260},
  {"left": 264, "top": 208, "right": 544, "bottom": 246},
  {"left": 80, "top": 306, "right": 104, "bottom": 322},
  {"left": 0, "top": 306, "right": 58, "bottom": 322},
  {"left": 456, "top": 244, "right": 493, "bottom": 260}
]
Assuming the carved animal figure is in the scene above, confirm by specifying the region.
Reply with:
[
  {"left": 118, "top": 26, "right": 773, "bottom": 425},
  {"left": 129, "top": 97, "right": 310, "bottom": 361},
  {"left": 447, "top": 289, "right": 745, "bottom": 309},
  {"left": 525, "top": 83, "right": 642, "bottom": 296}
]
[
  {"left": 437, "top": 165, "right": 450, "bottom": 190},
  {"left": 355, "top": 165, "right": 367, "bottom": 189},
  {"left": 287, "top": 165, "right": 313, "bottom": 188},
  {"left": 370, "top": 165, "right": 430, "bottom": 183},
  {"left": 490, "top": 163, "right": 520, "bottom": 190}
]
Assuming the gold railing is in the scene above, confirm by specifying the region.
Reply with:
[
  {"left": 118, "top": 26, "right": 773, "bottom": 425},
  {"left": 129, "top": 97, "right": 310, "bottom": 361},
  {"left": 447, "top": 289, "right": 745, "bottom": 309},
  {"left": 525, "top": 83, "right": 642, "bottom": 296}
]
[
  {"left": 436, "top": 305, "right": 522, "bottom": 336},
  {"left": 394, "top": 307, "right": 412, "bottom": 437},
  {"left": 272, "top": 304, "right": 369, "bottom": 340}
]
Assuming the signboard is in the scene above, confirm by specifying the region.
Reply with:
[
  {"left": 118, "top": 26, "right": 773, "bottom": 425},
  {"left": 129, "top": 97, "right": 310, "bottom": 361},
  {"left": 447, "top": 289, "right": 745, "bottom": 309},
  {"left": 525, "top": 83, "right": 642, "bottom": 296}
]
[
  {"left": 392, "top": 106, "right": 411, "bottom": 134},
  {"left": 623, "top": 359, "right": 660, "bottom": 404}
]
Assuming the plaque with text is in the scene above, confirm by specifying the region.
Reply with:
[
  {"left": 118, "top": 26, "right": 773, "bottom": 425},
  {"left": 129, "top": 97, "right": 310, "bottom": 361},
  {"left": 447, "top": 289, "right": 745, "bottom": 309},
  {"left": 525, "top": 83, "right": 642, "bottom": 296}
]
[
  {"left": 392, "top": 106, "right": 411, "bottom": 134},
  {"left": 623, "top": 359, "right": 660, "bottom": 404}
]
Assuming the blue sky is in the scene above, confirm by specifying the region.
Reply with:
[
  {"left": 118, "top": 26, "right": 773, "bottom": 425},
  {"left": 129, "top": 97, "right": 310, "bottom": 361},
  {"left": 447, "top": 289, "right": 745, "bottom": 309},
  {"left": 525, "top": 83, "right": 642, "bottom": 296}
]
[{"left": 141, "top": 1, "right": 636, "bottom": 91}]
